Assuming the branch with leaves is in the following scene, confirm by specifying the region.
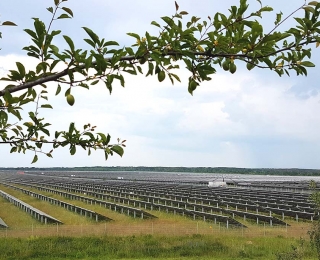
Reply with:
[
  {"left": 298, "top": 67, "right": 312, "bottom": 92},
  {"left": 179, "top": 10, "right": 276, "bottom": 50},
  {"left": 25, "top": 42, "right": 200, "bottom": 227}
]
[{"left": 0, "top": 0, "right": 320, "bottom": 163}]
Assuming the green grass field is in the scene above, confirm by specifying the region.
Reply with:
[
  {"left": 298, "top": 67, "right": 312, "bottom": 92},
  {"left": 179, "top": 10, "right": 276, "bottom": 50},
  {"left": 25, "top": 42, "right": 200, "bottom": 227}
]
[
  {"left": 0, "top": 235, "right": 316, "bottom": 260},
  {"left": 0, "top": 234, "right": 317, "bottom": 260}
]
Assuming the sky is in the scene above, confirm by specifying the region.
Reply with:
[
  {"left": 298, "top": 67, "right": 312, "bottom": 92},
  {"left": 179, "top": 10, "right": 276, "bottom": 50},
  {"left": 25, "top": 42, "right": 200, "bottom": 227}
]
[{"left": 1, "top": 0, "right": 320, "bottom": 168}]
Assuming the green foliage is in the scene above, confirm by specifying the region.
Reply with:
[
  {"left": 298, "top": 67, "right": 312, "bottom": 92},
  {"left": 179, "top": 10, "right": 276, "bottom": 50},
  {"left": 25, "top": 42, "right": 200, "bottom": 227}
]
[
  {"left": 0, "top": 0, "right": 320, "bottom": 163},
  {"left": 309, "top": 181, "right": 320, "bottom": 259},
  {"left": 276, "top": 247, "right": 302, "bottom": 260},
  {"left": 309, "top": 223, "right": 320, "bottom": 259},
  {"left": 0, "top": 235, "right": 313, "bottom": 260},
  {"left": 0, "top": 236, "right": 226, "bottom": 259}
]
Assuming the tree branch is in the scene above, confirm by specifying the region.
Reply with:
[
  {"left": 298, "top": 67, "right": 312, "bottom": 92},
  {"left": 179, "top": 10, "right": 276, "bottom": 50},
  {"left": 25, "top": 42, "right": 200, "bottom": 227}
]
[
  {"left": 0, "top": 55, "right": 137, "bottom": 97},
  {"left": 1, "top": 37, "right": 316, "bottom": 97}
]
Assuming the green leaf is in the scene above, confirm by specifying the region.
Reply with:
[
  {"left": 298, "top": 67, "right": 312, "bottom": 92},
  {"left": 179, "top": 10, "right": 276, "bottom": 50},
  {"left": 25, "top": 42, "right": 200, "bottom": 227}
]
[
  {"left": 41, "top": 127, "right": 50, "bottom": 136},
  {"left": 111, "top": 145, "right": 124, "bottom": 157},
  {"left": 84, "top": 132, "right": 94, "bottom": 139},
  {"left": 85, "top": 55, "right": 93, "bottom": 70},
  {"left": 150, "top": 53, "right": 161, "bottom": 63},
  {"left": 103, "top": 41, "right": 119, "bottom": 46},
  {"left": 161, "top": 16, "right": 174, "bottom": 28},
  {"left": 34, "top": 19, "right": 45, "bottom": 38},
  {"left": 84, "top": 39, "right": 96, "bottom": 48},
  {"left": 57, "top": 14, "right": 71, "bottom": 19},
  {"left": 3, "top": 90, "right": 13, "bottom": 103},
  {"left": 125, "top": 47, "right": 134, "bottom": 55},
  {"left": 245, "top": 62, "right": 254, "bottom": 71},
  {"left": 91, "top": 80, "right": 99, "bottom": 85},
  {"left": 188, "top": 78, "right": 198, "bottom": 95},
  {"left": 124, "top": 69, "right": 137, "bottom": 75},
  {"left": 151, "top": 21, "right": 161, "bottom": 28},
  {"left": 24, "top": 29, "right": 38, "bottom": 39},
  {"left": 16, "top": 62, "right": 26, "bottom": 77},
  {"left": 170, "top": 73, "right": 181, "bottom": 82},
  {"left": 260, "top": 6, "right": 273, "bottom": 12},
  {"left": 10, "top": 147, "right": 17, "bottom": 153},
  {"left": 36, "top": 62, "right": 48, "bottom": 74},
  {"left": 146, "top": 62, "right": 154, "bottom": 77},
  {"left": 79, "top": 83, "right": 89, "bottom": 89},
  {"left": 137, "top": 66, "right": 143, "bottom": 74},
  {"left": 300, "top": 61, "right": 315, "bottom": 67},
  {"left": 51, "top": 30, "right": 61, "bottom": 37},
  {"left": 113, "top": 74, "right": 125, "bottom": 87},
  {"left": 1, "top": 21, "right": 17, "bottom": 26},
  {"left": 69, "top": 122, "right": 75, "bottom": 134},
  {"left": 98, "top": 133, "right": 108, "bottom": 142},
  {"left": 158, "top": 70, "right": 166, "bottom": 82},
  {"left": 47, "top": 7, "right": 54, "bottom": 13},
  {"left": 41, "top": 104, "right": 53, "bottom": 109},
  {"left": 82, "top": 27, "right": 100, "bottom": 44},
  {"left": 31, "top": 154, "right": 38, "bottom": 164},
  {"left": 63, "top": 35, "right": 75, "bottom": 51},
  {"left": 275, "top": 12, "right": 282, "bottom": 25},
  {"left": 55, "top": 84, "right": 61, "bottom": 95},
  {"left": 62, "top": 7, "right": 74, "bottom": 17},
  {"left": 0, "top": 111, "right": 8, "bottom": 125},
  {"left": 308, "top": 1, "right": 319, "bottom": 6},
  {"left": 70, "top": 145, "right": 76, "bottom": 155},
  {"left": 55, "top": 131, "right": 61, "bottom": 139},
  {"left": 127, "top": 32, "right": 140, "bottom": 40},
  {"left": 65, "top": 88, "right": 71, "bottom": 96},
  {"left": 8, "top": 108, "right": 22, "bottom": 120},
  {"left": 103, "top": 150, "right": 108, "bottom": 160},
  {"left": 303, "top": 6, "right": 315, "bottom": 14}
]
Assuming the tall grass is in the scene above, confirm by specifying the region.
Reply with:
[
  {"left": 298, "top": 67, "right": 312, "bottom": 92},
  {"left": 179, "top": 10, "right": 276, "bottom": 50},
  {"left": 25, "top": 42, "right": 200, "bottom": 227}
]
[{"left": 0, "top": 234, "right": 317, "bottom": 260}]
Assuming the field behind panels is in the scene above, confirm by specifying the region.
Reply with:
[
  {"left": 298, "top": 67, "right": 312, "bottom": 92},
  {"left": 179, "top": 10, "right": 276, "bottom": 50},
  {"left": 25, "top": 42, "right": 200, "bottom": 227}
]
[{"left": 0, "top": 170, "right": 318, "bottom": 238}]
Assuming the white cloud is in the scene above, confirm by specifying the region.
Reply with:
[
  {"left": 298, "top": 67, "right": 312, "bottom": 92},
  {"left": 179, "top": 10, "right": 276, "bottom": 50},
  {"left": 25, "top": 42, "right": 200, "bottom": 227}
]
[
  {"left": 2, "top": 54, "right": 320, "bottom": 168},
  {"left": 1, "top": 0, "right": 320, "bottom": 168}
]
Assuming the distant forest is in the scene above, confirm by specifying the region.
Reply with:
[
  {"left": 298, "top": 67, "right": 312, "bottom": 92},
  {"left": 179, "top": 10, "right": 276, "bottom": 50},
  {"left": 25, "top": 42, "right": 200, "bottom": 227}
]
[{"left": 1, "top": 166, "right": 320, "bottom": 176}]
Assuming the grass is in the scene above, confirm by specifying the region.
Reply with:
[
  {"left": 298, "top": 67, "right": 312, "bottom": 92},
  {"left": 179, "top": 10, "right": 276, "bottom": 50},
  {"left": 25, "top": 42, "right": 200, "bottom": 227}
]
[
  {"left": 0, "top": 196, "right": 39, "bottom": 228},
  {"left": 0, "top": 234, "right": 317, "bottom": 260}
]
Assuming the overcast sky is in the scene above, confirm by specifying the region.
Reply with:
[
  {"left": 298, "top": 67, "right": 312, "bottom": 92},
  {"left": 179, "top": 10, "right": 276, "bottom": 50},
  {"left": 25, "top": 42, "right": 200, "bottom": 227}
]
[{"left": 1, "top": 0, "right": 320, "bottom": 168}]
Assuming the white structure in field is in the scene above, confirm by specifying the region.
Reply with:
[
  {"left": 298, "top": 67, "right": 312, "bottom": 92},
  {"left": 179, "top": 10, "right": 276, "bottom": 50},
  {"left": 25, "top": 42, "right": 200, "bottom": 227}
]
[{"left": 208, "top": 181, "right": 227, "bottom": 187}]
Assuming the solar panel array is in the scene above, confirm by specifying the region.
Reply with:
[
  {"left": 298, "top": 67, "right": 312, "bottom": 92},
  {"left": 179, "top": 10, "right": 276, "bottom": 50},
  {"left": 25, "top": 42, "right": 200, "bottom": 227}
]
[
  {"left": 0, "top": 189, "right": 63, "bottom": 225},
  {"left": 0, "top": 170, "right": 318, "bottom": 229}
]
